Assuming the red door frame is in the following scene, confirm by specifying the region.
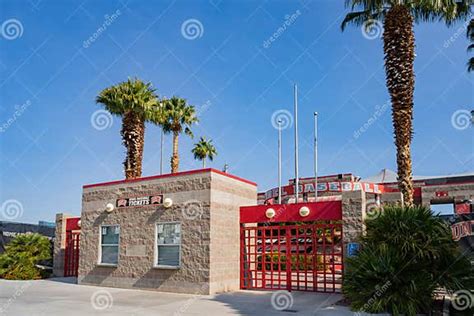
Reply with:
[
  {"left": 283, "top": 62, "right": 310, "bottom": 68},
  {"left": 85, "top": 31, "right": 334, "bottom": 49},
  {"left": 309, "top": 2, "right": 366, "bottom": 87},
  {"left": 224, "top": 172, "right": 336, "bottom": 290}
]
[
  {"left": 64, "top": 217, "right": 81, "bottom": 277},
  {"left": 239, "top": 201, "right": 343, "bottom": 293}
]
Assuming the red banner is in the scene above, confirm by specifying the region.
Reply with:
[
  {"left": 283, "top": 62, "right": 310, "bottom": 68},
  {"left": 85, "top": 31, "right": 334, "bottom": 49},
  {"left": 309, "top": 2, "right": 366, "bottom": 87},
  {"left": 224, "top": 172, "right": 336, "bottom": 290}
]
[{"left": 451, "top": 220, "right": 473, "bottom": 241}]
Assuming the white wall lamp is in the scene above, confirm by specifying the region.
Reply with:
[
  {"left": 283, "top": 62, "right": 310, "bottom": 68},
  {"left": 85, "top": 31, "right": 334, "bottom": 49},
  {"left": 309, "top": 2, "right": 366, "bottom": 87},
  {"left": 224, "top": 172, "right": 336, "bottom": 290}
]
[
  {"left": 77, "top": 220, "right": 81, "bottom": 228},
  {"left": 105, "top": 203, "right": 115, "bottom": 213},
  {"left": 163, "top": 197, "right": 173, "bottom": 208},
  {"left": 299, "top": 206, "right": 310, "bottom": 217},
  {"left": 265, "top": 208, "right": 276, "bottom": 219}
]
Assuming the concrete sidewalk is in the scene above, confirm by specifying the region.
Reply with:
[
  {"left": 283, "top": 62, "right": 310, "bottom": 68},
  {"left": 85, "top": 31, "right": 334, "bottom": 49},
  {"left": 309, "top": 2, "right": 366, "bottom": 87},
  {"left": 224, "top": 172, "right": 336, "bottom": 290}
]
[{"left": 0, "top": 278, "right": 367, "bottom": 315}]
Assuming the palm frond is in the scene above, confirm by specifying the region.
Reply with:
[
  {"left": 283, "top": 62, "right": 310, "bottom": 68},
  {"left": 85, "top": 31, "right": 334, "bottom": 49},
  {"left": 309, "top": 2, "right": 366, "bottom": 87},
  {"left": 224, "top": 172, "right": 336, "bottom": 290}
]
[
  {"left": 184, "top": 127, "right": 193, "bottom": 138},
  {"left": 468, "top": 57, "right": 474, "bottom": 71},
  {"left": 468, "top": 18, "right": 474, "bottom": 37},
  {"left": 159, "top": 96, "right": 198, "bottom": 136},
  {"left": 96, "top": 78, "right": 158, "bottom": 119},
  {"left": 411, "top": 0, "right": 473, "bottom": 25},
  {"left": 342, "top": 0, "right": 473, "bottom": 30},
  {"left": 191, "top": 137, "right": 217, "bottom": 163}
]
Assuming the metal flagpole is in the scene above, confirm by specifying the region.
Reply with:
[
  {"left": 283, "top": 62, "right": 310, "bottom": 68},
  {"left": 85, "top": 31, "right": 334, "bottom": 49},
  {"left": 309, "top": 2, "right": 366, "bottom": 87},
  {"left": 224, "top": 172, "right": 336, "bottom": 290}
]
[
  {"left": 314, "top": 112, "right": 318, "bottom": 201},
  {"left": 294, "top": 84, "right": 299, "bottom": 204},
  {"left": 278, "top": 119, "right": 282, "bottom": 204},
  {"left": 160, "top": 129, "right": 164, "bottom": 175}
]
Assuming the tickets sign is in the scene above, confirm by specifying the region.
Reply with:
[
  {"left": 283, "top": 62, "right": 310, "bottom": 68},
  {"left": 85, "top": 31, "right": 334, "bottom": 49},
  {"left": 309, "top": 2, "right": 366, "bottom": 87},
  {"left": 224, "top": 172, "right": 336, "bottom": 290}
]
[{"left": 116, "top": 195, "right": 163, "bottom": 208}]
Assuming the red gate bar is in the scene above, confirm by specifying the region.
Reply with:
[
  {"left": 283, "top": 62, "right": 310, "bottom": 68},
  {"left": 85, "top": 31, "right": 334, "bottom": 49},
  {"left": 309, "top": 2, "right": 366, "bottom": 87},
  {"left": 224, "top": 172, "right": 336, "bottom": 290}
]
[
  {"left": 64, "top": 232, "right": 80, "bottom": 277},
  {"left": 240, "top": 201, "right": 342, "bottom": 223},
  {"left": 239, "top": 201, "right": 343, "bottom": 293},
  {"left": 64, "top": 217, "right": 81, "bottom": 277},
  {"left": 240, "top": 223, "right": 343, "bottom": 293}
]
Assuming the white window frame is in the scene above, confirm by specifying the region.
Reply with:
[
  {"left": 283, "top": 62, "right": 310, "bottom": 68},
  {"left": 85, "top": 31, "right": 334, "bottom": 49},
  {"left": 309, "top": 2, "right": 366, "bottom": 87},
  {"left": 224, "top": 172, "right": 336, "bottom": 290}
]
[
  {"left": 98, "top": 224, "right": 120, "bottom": 266},
  {"left": 154, "top": 222, "right": 181, "bottom": 269}
]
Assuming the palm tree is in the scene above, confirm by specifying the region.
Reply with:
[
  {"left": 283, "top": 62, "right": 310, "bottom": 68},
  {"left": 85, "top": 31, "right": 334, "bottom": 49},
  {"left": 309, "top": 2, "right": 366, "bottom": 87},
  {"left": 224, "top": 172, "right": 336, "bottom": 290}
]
[
  {"left": 342, "top": 0, "right": 471, "bottom": 206},
  {"left": 159, "top": 97, "right": 198, "bottom": 173},
  {"left": 192, "top": 137, "right": 217, "bottom": 168},
  {"left": 468, "top": 18, "right": 474, "bottom": 71},
  {"left": 96, "top": 78, "right": 158, "bottom": 179}
]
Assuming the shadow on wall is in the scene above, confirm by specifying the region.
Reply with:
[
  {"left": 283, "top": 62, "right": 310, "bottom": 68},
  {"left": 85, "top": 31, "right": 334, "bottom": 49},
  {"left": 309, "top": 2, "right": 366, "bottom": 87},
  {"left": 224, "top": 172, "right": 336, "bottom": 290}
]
[
  {"left": 133, "top": 268, "right": 178, "bottom": 289},
  {"left": 145, "top": 209, "right": 167, "bottom": 225},
  {"left": 93, "top": 212, "right": 110, "bottom": 227},
  {"left": 79, "top": 266, "right": 115, "bottom": 284},
  {"left": 133, "top": 266, "right": 211, "bottom": 294}
]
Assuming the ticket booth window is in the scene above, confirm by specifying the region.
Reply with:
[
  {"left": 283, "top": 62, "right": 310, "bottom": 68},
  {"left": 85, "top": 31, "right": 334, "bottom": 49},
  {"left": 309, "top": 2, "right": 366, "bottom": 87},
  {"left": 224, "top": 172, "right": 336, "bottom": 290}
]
[
  {"left": 156, "top": 222, "right": 181, "bottom": 268},
  {"left": 100, "top": 225, "right": 120, "bottom": 265}
]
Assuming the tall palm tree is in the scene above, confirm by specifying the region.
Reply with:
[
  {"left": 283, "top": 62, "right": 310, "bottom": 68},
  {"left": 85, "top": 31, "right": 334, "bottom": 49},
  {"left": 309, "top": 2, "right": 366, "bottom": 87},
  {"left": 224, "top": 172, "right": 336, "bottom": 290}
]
[
  {"left": 468, "top": 18, "right": 474, "bottom": 71},
  {"left": 192, "top": 137, "right": 217, "bottom": 168},
  {"left": 342, "top": 0, "right": 471, "bottom": 206},
  {"left": 159, "top": 97, "right": 198, "bottom": 173},
  {"left": 96, "top": 78, "right": 158, "bottom": 179}
]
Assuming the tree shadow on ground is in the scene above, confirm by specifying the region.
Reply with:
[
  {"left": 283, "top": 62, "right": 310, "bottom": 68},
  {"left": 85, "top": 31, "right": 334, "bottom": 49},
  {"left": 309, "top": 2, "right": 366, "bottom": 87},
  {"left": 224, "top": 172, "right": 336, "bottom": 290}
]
[{"left": 210, "top": 290, "right": 343, "bottom": 316}]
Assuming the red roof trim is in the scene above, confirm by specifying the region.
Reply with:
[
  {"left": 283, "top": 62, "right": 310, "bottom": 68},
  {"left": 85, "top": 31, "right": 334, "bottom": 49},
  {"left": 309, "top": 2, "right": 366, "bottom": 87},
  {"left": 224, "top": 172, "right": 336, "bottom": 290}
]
[{"left": 83, "top": 168, "right": 257, "bottom": 189}]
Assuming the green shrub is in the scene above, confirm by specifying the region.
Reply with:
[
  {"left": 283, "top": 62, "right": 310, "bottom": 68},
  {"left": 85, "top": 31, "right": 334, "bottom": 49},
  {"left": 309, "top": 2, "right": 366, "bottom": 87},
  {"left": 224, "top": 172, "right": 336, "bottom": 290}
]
[
  {"left": 0, "top": 233, "right": 51, "bottom": 280},
  {"left": 343, "top": 206, "right": 474, "bottom": 315},
  {"left": 257, "top": 253, "right": 327, "bottom": 271}
]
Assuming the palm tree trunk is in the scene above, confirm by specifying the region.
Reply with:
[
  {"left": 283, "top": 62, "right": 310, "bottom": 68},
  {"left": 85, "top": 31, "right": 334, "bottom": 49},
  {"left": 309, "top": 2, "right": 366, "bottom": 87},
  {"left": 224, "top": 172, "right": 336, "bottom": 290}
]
[
  {"left": 203, "top": 160, "right": 206, "bottom": 168},
  {"left": 383, "top": 5, "right": 415, "bottom": 206},
  {"left": 121, "top": 112, "right": 145, "bottom": 179},
  {"left": 171, "top": 132, "right": 179, "bottom": 173}
]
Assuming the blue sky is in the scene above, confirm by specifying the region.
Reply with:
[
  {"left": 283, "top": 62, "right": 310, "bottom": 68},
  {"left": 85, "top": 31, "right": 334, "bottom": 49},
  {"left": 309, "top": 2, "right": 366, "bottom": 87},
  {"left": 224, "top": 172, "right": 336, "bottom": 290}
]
[{"left": 0, "top": 0, "right": 473, "bottom": 223}]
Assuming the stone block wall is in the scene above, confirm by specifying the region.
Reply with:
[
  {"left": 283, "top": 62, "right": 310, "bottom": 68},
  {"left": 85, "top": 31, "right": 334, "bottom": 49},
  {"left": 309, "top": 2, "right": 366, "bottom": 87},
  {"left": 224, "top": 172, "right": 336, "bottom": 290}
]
[
  {"left": 341, "top": 190, "right": 366, "bottom": 243},
  {"left": 380, "top": 192, "right": 403, "bottom": 205},
  {"left": 53, "top": 213, "right": 73, "bottom": 277},
  {"left": 209, "top": 172, "right": 256, "bottom": 293},
  {"left": 77, "top": 169, "right": 256, "bottom": 294},
  {"left": 421, "top": 183, "right": 474, "bottom": 207}
]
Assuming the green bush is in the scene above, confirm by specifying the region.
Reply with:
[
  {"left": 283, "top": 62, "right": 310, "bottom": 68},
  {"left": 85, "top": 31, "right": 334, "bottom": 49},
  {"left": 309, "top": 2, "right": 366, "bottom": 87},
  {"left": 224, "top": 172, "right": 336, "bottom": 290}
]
[
  {"left": 0, "top": 233, "right": 51, "bottom": 280},
  {"left": 343, "top": 206, "right": 474, "bottom": 315},
  {"left": 257, "top": 253, "right": 327, "bottom": 271}
]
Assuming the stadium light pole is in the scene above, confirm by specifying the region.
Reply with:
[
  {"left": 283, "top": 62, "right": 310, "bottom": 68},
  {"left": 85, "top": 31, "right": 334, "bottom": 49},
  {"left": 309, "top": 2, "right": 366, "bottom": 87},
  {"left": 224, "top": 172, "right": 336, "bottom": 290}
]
[
  {"left": 159, "top": 99, "right": 165, "bottom": 175},
  {"left": 278, "top": 119, "right": 282, "bottom": 204},
  {"left": 314, "top": 112, "right": 318, "bottom": 201},
  {"left": 294, "top": 84, "right": 299, "bottom": 204}
]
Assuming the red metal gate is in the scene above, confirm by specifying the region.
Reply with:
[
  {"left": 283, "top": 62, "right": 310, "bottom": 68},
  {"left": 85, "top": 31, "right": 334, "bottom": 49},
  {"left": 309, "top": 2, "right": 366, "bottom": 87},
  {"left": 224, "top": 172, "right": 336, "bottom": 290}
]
[
  {"left": 64, "top": 217, "right": 81, "bottom": 277},
  {"left": 240, "top": 201, "right": 343, "bottom": 293}
]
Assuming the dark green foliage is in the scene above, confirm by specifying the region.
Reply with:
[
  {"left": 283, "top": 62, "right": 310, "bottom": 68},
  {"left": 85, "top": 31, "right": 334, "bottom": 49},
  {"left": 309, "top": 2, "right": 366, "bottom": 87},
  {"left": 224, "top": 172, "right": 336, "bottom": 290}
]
[
  {"left": 0, "top": 234, "right": 51, "bottom": 280},
  {"left": 343, "top": 206, "right": 474, "bottom": 315},
  {"left": 341, "top": 0, "right": 472, "bottom": 30},
  {"left": 257, "top": 253, "right": 325, "bottom": 271},
  {"left": 468, "top": 18, "right": 474, "bottom": 72}
]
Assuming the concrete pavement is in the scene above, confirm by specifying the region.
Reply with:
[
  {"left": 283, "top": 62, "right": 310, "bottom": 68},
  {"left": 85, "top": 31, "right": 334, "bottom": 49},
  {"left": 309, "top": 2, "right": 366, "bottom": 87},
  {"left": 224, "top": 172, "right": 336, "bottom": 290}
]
[{"left": 0, "top": 278, "right": 370, "bottom": 316}]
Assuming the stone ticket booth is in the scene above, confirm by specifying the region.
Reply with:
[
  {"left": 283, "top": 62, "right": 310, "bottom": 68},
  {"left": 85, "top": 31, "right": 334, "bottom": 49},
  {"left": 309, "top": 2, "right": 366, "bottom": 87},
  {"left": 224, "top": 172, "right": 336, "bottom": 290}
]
[{"left": 71, "top": 169, "right": 256, "bottom": 294}]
